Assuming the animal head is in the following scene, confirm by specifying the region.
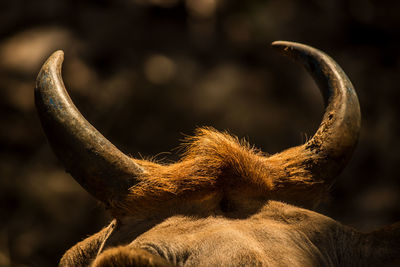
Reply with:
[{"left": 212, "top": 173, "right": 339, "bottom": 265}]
[{"left": 35, "top": 42, "right": 399, "bottom": 266}]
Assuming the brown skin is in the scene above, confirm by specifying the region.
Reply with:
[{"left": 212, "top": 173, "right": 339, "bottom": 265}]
[{"left": 34, "top": 42, "right": 399, "bottom": 266}]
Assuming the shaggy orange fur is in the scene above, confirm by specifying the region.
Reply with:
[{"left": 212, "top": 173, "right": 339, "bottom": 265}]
[{"left": 108, "top": 128, "right": 328, "bottom": 217}]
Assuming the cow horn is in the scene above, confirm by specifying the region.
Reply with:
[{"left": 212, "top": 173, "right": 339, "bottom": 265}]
[
  {"left": 35, "top": 51, "right": 144, "bottom": 207},
  {"left": 271, "top": 41, "right": 361, "bottom": 184}
]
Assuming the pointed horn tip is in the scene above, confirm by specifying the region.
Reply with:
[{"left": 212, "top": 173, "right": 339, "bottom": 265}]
[
  {"left": 271, "top": 41, "right": 317, "bottom": 57},
  {"left": 51, "top": 49, "right": 65, "bottom": 57},
  {"left": 271, "top": 40, "right": 298, "bottom": 50},
  {"left": 40, "top": 50, "right": 65, "bottom": 73},
  {"left": 46, "top": 50, "right": 65, "bottom": 68},
  {"left": 271, "top": 41, "right": 302, "bottom": 58},
  {"left": 36, "top": 50, "right": 65, "bottom": 88}
]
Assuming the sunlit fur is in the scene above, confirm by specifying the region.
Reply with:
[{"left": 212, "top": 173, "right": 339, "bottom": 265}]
[{"left": 106, "top": 127, "right": 328, "bottom": 218}]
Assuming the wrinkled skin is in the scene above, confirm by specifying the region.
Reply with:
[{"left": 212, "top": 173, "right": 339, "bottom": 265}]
[{"left": 34, "top": 41, "right": 400, "bottom": 266}]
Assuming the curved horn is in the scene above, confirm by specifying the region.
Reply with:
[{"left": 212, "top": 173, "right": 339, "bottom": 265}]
[
  {"left": 271, "top": 41, "right": 361, "bottom": 183},
  {"left": 35, "top": 51, "right": 143, "bottom": 206}
]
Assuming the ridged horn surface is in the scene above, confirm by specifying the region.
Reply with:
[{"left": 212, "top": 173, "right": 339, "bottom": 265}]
[
  {"left": 271, "top": 41, "right": 361, "bottom": 182},
  {"left": 35, "top": 51, "right": 143, "bottom": 206}
]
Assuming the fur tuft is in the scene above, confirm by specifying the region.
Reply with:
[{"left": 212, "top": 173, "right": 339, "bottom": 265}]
[{"left": 111, "top": 127, "right": 328, "bottom": 216}]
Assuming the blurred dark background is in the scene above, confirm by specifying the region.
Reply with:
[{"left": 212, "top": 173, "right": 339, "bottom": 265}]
[{"left": 0, "top": 0, "right": 399, "bottom": 266}]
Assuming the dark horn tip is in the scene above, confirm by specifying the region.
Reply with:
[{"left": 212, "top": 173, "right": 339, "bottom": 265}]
[
  {"left": 271, "top": 40, "right": 299, "bottom": 51},
  {"left": 271, "top": 40, "right": 291, "bottom": 47},
  {"left": 271, "top": 41, "right": 318, "bottom": 59}
]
